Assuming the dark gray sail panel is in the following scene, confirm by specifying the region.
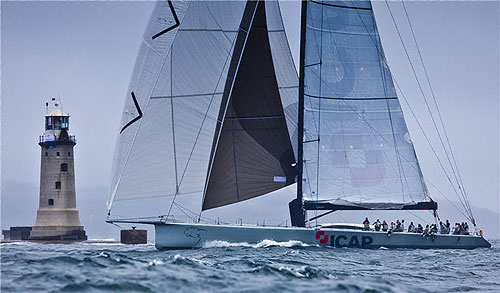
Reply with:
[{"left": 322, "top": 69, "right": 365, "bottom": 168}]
[{"left": 203, "top": 0, "right": 296, "bottom": 211}]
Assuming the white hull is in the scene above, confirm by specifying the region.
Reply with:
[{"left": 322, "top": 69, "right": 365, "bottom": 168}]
[{"left": 154, "top": 222, "right": 491, "bottom": 250}]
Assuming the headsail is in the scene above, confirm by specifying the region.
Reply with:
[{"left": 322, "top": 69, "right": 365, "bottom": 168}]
[
  {"left": 108, "top": 1, "right": 247, "bottom": 210},
  {"left": 108, "top": 0, "right": 299, "bottom": 214},
  {"left": 202, "top": 0, "right": 299, "bottom": 211},
  {"left": 300, "top": 0, "right": 429, "bottom": 208}
]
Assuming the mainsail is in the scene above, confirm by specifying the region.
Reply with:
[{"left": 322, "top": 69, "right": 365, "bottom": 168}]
[
  {"left": 299, "top": 0, "right": 429, "bottom": 209},
  {"left": 108, "top": 0, "right": 299, "bottom": 214}
]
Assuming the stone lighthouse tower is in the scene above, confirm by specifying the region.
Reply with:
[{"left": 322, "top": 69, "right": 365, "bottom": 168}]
[{"left": 29, "top": 98, "right": 87, "bottom": 241}]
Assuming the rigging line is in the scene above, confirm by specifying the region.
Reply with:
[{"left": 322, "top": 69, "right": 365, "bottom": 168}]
[
  {"left": 200, "top": 0, "right": 261, "bottom": 218},
  {"left": 172, "top": 202, "right": 196, "bottom": 222},
  {"left": 387, "top": 1, "right": 468, "bottom": 210},
  {"left": 167, "top": 47, "right": 180, "bottom": 220},
  {"left": 405, "top": 210, "right": 431, "bottom": 224},
  {"left": 383, "top": 2, "right": 467, "bottom": 202},
  {"left": 108, "top": 1, "right": 192, "bottom": 214},
  {"left": 315, "top": 0, "right": 325, "bottom": 214},
  {"left": 394, "top": 82, "right": 472, "bottom": 221},
  {"left": 350, "top": 3, "right": 472, "bottom": 222},
  {"left": 400, "top": 0, "right": 474, "bottom": 223},
  {"left": 174, "top": 202, "right": 213, "bottom": 222}
]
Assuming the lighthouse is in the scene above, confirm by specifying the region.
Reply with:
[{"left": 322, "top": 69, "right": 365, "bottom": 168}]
[{"left": 29, "top": 98, "right": 87, "bottom": 241}]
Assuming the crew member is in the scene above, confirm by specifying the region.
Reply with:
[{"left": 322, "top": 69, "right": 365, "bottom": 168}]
[{"left": 363, "top": 218, "right": 370, "bottom": 231}]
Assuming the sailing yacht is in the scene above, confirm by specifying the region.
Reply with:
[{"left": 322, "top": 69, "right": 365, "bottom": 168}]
[{"left": 107, "top": 0, "right": 491, "bottom": 249}]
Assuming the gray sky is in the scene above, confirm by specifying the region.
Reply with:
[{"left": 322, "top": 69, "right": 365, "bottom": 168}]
[{"left": 1, "top": 1, "right": 498, "bottom": 236}]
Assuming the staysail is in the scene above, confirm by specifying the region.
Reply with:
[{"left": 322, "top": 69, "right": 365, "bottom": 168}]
[
  {"left": 300, "top": 0, "right": 429, "bottom": 209},
  {"left": 202, "top": 0, "right": 299, "bottom": 210},
  {"left": 108, "top": 0, "right": 299, "bottom": 214}
]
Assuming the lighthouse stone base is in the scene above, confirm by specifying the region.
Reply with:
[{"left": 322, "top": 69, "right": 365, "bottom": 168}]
[{"left": 29, "top": 209, "right": 87, "bottom": 241}]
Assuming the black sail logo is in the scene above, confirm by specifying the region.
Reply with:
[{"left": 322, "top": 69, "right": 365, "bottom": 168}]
[
  {"left": 152, "top": 0, "right": 180, "bottom": 40},
  {"left": 120, "top": 91, "right": 143, "bottom": 134}
]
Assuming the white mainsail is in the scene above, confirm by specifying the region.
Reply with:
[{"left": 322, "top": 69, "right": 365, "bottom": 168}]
[{"left": 301, "top": 0, "right": 428, "bottom": 205}]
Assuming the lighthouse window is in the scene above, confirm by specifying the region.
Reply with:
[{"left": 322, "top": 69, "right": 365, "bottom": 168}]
[
  {"left": 48, "top": 199, "right": 54, "bottom": 206},
  {"left": 45, "top": 152, "right": 48, "bottom": 157},
  {"left": 45, "top": 117, "right": 53, "bottom": 130},
  {"left": 61, "top": 117, "right": 69, "bottom": 129},
  {"left": 55, "top": 181, "right": 61, "bottom": 189},
  {"left": 60, "top": 163, "right": 68, "bottom": 172},
  {"left": 56, "top": 152, "right": 60, "bottom": 156},
  {"left": 68, "top": 152, "right": 71, "bottom": 157},
  {"left": 54, "top": 117, "right": 62, "bottom": 130}
]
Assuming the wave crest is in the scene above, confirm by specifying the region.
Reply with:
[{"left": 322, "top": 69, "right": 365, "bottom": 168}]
[{"left": 202, "top": 239, "right": 310, "bottom": 249}]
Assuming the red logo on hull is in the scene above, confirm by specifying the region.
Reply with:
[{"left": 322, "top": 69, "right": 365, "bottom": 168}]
[{"left": 315, "top": 230, "right": 329, "bottom": 244}]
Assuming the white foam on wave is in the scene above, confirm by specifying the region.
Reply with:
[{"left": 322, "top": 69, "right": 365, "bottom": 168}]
[
  {"left": 202, "top": 239, "right": 310, "bottom": 249},
  {"left": 278, "top": 265, "right": 308, "bottom": 277},
  {"left": 148, "top": 259, "right": 164, "bottom": 266},
  {"left": 172, "top": 254, "right": 210, "bottom": 266},
  {"left": 0, "top": 241, "right": 34, "bottom": 246}
]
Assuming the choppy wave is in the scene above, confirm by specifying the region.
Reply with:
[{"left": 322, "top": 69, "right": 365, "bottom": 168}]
[
  {"left": 1, "top": 240, "right": 498, "bottom": 292},
  {"left": 202, "top": 239, "right": 311, "bottom": 249}
]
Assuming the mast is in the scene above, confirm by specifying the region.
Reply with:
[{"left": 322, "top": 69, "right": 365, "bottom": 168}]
[
  {"left": 297, "top": 0, "right": 307, "bottom": 206},
  {"left": 289, "top": 0, "right": 308, "bottom": 227}
]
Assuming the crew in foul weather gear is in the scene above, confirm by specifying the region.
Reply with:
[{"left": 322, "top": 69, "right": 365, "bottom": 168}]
[
  {"left": 382, "top": 221, "right": 388, "bottom": 232},
  {"left": 374, "top": 219, "right": 381, "bottom": 231},
  {"left": 363, "top": 218, "right": 370, "bottom": 231},
  {"left": 440, "top": 221, "right": 447, "bottom": 234},
  {"left": 408, "top": 222, "right": 415, "bottom": 233},
  {"left": 395, "top": 220, "right": 402, "bottom": 232},
  {"left": 423, "top": 224, "right": 430, "bottom": 237},
  {"left": 463, "top": 222, "right": 470, "bottom": 235}
]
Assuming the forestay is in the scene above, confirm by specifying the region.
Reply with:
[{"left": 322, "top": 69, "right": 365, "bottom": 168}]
[
  {"left": 108, "top": 1, "right": 247, "bottom": 211},
  {"left": 301, "top": 0, "right": 428, "bottom": 205}
]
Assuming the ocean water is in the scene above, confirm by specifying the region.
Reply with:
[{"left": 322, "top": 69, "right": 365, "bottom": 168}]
[{"left": 1, "top": 240, "right": 499, "bottom": 292}]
